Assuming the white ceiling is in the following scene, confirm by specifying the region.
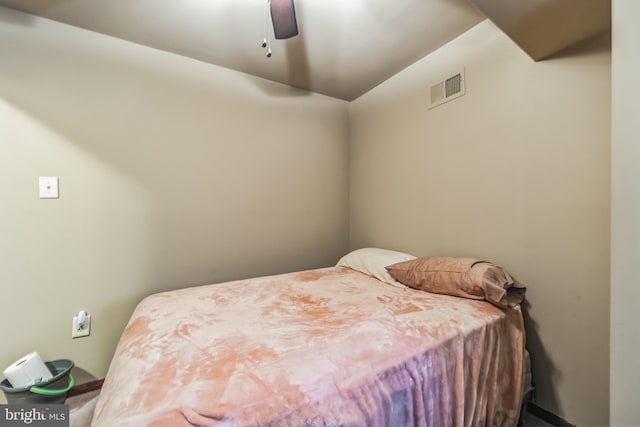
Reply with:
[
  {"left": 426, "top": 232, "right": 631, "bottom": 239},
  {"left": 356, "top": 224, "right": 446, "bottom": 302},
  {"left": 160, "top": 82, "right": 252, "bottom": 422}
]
[{"left": 0, "top": 0, "right": 610, "bottom": 101}]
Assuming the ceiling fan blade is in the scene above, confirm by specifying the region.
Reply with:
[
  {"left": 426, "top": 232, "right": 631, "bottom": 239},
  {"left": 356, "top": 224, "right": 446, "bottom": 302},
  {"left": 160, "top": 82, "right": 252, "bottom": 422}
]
[{"left": 270, "top": 0, "right": 298, "bottom": 39}]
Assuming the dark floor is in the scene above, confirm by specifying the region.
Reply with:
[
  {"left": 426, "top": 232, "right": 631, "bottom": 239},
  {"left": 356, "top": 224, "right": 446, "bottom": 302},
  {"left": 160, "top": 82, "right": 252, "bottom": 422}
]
[{"left": 521, "top": 410, "right": 555, "bottom": 427}]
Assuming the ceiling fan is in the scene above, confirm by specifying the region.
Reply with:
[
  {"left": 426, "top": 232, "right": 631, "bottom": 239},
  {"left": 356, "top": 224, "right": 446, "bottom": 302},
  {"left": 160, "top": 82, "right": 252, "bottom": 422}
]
[{"left": 262, "top": 0, "right": 298, "bottom": 57}]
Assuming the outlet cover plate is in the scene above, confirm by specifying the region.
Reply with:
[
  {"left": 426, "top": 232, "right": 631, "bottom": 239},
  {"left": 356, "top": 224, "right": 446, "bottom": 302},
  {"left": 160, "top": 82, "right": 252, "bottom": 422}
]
[{"left": 71, "top": 314, "right": 91, "bottom": 338}]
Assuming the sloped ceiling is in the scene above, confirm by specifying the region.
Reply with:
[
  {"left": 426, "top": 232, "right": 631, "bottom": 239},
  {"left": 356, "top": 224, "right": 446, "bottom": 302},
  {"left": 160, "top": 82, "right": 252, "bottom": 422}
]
[
  {"left": 470, "top": 0, "right": 611, "bottom": 61},
  {"left": 0, "top": 0, "right": 610, "bottom": 101}
]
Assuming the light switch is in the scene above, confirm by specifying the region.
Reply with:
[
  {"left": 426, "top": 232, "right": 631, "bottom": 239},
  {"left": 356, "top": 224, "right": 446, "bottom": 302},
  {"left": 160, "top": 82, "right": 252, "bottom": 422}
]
[{"left": 39, "top": 177, "right": 59, "bottom": 199}]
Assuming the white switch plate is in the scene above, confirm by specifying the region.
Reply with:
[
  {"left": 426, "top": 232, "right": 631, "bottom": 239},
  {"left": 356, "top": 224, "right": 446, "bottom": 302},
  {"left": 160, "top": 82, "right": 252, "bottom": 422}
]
[
  {"left": 39, "top": 177, "right": 59, "bottom": 199},
  {"left": 71, "top": 314, "right": 91, "bottom": 338}
]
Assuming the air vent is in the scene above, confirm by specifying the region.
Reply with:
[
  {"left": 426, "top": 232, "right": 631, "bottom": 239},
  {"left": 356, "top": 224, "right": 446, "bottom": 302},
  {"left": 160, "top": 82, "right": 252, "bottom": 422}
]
[{"left": 428, "top": 69, "right": 465, "bottom": 109}]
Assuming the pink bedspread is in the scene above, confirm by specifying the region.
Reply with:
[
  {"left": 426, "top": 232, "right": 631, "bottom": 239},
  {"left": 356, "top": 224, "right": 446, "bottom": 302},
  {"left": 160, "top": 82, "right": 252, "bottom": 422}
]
[{"left": 92, "top": 267, "right": 524, "bottom": 427}]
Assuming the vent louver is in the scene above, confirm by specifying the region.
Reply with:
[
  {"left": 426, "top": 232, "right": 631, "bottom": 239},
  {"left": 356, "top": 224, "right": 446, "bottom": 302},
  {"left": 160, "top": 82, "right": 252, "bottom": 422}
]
[{"left": 429, "top": 69, "right": 465, "bottom": 109}]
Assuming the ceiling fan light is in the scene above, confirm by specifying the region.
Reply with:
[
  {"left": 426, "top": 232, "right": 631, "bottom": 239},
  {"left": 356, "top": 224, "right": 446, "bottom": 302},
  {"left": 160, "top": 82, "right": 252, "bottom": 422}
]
[{"left": 270, "top": 0, "right": 298, "bottom": 40}]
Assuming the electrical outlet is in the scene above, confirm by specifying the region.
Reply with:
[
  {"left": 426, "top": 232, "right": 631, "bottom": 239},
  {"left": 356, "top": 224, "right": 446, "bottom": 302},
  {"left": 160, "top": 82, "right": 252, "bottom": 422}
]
[{"left": 71, "top": 314, "right": 91, "bottom": 338}]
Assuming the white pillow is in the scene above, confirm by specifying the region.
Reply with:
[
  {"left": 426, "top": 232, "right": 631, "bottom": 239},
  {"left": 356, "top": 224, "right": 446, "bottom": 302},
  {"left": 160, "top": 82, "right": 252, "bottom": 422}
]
[{"left": 336, "top": 248, "right": 417, "bottom": 288}]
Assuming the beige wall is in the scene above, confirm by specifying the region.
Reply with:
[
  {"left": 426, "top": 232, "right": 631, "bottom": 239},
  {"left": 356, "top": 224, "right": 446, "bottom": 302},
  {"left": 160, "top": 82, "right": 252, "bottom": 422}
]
[
  {"left": 0, "top": 6, "right": 617, "bottom": 424},
  {"left": 349, "top": 20, "right": 610, "bottom": 427},
  {"left": 0, "top": 7, "right": 349, "bottom": 378},
  {"left": 610, "top": 1, "right": 640, "bottom": 425}
]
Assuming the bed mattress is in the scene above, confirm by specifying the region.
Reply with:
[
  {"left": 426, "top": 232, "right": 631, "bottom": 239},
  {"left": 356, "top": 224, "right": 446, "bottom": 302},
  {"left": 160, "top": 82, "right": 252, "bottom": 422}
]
[{"left": 91, "top": 266, "right": 525, "bottom": 426}]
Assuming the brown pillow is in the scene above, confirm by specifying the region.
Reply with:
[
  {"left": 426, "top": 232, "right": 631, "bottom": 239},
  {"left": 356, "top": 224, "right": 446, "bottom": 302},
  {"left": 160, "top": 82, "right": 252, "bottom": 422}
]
[{"left": 385, "top": 256, "right": 526, "bottom": 308}]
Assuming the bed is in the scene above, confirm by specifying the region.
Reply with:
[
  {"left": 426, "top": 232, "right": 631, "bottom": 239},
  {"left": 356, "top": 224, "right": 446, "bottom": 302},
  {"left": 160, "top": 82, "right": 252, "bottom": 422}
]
[{"left": 91, "top": 249, "right": 526, "bottom": 427}]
